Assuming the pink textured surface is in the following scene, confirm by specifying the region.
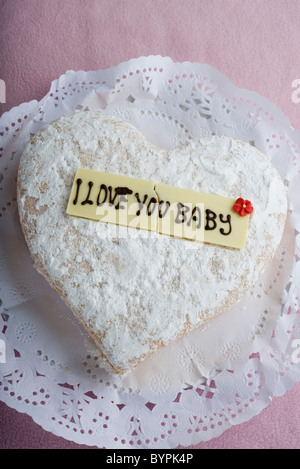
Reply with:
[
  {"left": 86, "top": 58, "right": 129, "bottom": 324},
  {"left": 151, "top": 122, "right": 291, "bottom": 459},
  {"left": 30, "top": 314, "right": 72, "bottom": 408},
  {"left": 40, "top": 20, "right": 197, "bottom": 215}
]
[{"left": 1, "top": 0, "right": 300, "bottom": 449}]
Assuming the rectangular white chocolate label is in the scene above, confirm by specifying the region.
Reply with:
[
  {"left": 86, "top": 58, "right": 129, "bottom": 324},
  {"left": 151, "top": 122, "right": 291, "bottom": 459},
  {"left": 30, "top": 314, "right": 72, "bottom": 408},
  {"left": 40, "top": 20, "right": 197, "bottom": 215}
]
[{"left": 66, "top": 168, "right": 251, "bottom": 249}]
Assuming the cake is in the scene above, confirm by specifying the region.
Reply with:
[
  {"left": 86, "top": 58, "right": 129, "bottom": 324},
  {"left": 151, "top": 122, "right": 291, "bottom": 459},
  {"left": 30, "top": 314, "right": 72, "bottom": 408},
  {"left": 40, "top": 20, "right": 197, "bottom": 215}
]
[{"left": 17, "top": 111, "right": 287, "bottom": 375}]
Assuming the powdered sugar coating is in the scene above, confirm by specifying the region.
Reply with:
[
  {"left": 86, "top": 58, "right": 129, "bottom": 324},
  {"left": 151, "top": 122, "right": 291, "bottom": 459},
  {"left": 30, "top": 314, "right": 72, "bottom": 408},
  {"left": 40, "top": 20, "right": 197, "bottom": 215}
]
[{"left": 17, "top": 111, "right": 287, "bottom": 374}]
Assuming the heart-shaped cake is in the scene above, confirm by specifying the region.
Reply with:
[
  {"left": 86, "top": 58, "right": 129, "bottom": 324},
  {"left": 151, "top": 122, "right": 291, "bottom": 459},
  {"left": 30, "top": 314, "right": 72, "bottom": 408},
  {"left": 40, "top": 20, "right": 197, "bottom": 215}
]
[{"left": 17, "top": 111, "right": 287, "bottom": 375}]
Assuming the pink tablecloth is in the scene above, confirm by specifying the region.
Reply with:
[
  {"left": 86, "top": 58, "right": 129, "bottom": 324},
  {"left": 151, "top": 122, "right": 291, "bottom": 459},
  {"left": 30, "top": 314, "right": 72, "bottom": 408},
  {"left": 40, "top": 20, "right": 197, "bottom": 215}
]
[{"left": 1, "top": 0, "right": 300, "bottom": 449}]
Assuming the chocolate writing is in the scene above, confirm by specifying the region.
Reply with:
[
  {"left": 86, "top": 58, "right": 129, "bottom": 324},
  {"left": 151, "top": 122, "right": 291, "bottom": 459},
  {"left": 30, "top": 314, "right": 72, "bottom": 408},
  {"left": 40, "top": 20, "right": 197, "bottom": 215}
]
[
  {"left": 67, "top": 169, "right": 251, "bottom": 249},
  {"left": 73, "top": 177, "right": 232, "bottom": 236},
  {"left": 158, "top": 200, "right": 170, "bottom": 218},
  {"left": 81, "top": 181, "right": 94, "bottom": 205},
  {"left": 205, "top": 209, "right": 231, "bottom": 235},
  {"left": 73, "top": 178, "right": 82, "bottom": 205},
  {"left": 96, "top": 185, "right": 133, "bottom": 210}
]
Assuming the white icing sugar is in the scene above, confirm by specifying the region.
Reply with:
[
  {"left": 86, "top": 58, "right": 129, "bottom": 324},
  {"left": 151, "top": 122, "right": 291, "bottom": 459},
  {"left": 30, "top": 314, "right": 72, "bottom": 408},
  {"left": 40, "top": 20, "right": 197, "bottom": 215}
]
[{"left": 17, "top": 111, "right": 287, "bottom": 374}]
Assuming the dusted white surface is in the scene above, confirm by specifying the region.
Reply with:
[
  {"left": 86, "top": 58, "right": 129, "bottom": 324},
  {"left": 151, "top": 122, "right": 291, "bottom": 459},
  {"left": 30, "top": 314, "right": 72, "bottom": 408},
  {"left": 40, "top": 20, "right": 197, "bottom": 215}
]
[
  {"left": 17, "top": 111, "right": 286, "bottom": 373},
  {"left": 0, "top": 57, "right": 300, "bottom": 448}
]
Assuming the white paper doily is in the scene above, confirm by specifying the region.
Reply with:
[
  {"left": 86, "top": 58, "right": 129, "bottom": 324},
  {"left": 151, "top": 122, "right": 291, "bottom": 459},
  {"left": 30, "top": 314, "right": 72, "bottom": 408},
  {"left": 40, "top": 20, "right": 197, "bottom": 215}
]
[{"left": 1, "top": 56, "right": 300, "bottom": 448}]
